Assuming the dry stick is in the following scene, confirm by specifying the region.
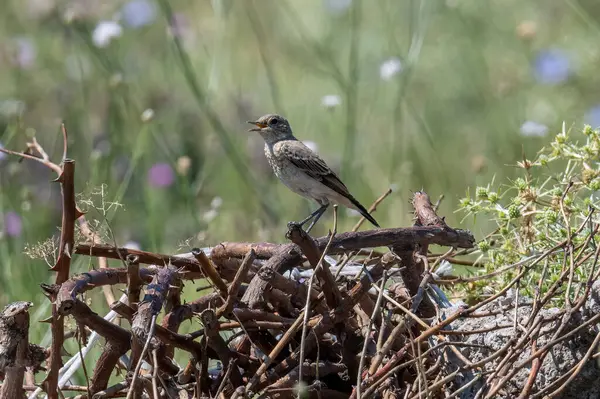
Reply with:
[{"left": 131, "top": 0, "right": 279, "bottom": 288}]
[
  {"left": 445, "top": 374, "right": 483, "bottom": 399},
  {"left": 0, "top": 139, "right": 61, "bottom": 174},
  {"left": 492, "top": 312, "right": 600, "bottom": 397},
  {"left": 49, "top": 294, "right": 132, "bottom": 394},
  {"left": 371, "top": 285, "right": 429, "bottom": 329},
  {"left": 16, "top": 384, "right": 123, "bottom": 394},
  {"left": 266, "top": 253, "right": 396, "bottom": 393},
  {"left": 357, "top": 271, "right": 387, "bottom": 399},
  {"left": 354, "top": 266, "right": 532, "bottom": 399},
  {"left": 539, "top": 331, "right": 600, "bottom": 398},
  {"left": 475, "top": 320, "right": 546, "bottom": 397},
  {"left": 75, "top": 244, "right": 203, "bottom": 275},
  {"left": 288, "top": 222, "right": 342, "bottom": 310},
  {"left": 110, "top": 302, "right": 223, "bottom": 370},
  {"left": 517, "top": 340, "right": 540, "bottom": 399},
  {"left": 483, "top": 247, "right": 598, "bottom": 397},
  {"left": 242, "top": 313, "right": 306, "bottom": 395},
  {"left": 298, "top": 206, "right": 338, "bottom": 391},
  {"left": 126, "top": 316, "right": 157, "bottom": 399},
  {"left": 352, "top": 187, "right": 393, "bottom": 231},
  {"left": 78, "top": 218, "right": 116, "bottom": 306},
  {"left": 334, "top": 188, "right": 394, "bottom": 279},
  {"left": 192, "top": 248, "right": 229, "bottom": 297},
  {"left": 408, "top": 369, "right": 461, "bottom": 399},
  {"left": 126, "top": 255, "right": 143, "bottom": 311},
  {"left": 242, "top": 224, "right": 474, "bottom": 309},
  {"left": 77, "top": 224, "right": 474, "bottom": 280},
  {"left": 200, "top": 309, "right": 243, "bottom": 388},
  {"left": 369, "top": 318, "right": 406, "bottom": 375},
  {"left": 1, "top": 126, "right": 84, "bottom": 399},
  {"left": 559, "top": 181, "right": 574, "bottom": 306},
  {"left": 74, "top": 324, "right": 91, "bottom": 398},
  {"left": 128, "top": 268, "right": 176, "bottom": 397},
  {"left": 151, "top": 349, "right": 159, "bottom": 399},
  {"left": 54, "top": 268, "right": 153, "bottom": 315},
  {"left": 260, "top": 362, "right": 347, "bottom": 394},
  {"left": 432, "top": 253, "right": 540, "bottom": 285},
  {"left": 217, "top": 249, "right": 256, "bottom": 317},
  {"left": 41, "top": 141, "right": 80, "bottom": 399},
  {"left": 0, "top": 301, "right": 33, "bottom": 399},
  {"left": 214, "top": 359, "right": 235, "bottom": 399},
  {"left": 360, "top": 344, "right": 448, "bottom": 399}
]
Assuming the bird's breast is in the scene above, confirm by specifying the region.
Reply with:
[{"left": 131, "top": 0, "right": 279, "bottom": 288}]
[{"left": 264, "top": 144, "right": 311, "bottom": 194}]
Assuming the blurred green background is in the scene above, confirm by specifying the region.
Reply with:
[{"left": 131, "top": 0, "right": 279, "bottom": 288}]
[{"left": 1, "top": 0, "right": 600, "bottom": 339}]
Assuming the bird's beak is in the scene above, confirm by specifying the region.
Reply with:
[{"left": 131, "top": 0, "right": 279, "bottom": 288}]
[{"left": 247, "top": 121, "right": 266, "bottom": 132}]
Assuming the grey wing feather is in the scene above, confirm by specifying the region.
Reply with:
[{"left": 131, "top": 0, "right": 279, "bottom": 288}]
[{"left": 279, "top": 142, "right": 351, "bottom": 197}]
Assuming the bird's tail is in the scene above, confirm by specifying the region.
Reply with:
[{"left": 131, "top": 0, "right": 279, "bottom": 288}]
[{"left": 348, "top": 195, "right": 380, "bottom": 228}]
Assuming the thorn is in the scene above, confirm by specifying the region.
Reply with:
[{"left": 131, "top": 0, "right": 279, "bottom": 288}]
[
  {"left": 52, "top": 173, "right": 64, "bottom": 183},
  {"left": 75, "top": 209, "right": 85, "bottom": 219},
  {"left": 64, "top": 243, "right": 72, "bottom": 258},
  {"left": 39, "top": 316, "right": 53, "bottom": 324}
]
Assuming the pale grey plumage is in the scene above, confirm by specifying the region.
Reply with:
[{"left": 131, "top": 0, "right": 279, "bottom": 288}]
[{"left": 248, "top": 114, "right": 379, "bottom": 230}]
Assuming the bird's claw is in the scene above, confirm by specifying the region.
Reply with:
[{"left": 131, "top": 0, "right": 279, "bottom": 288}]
[{"left": 287, "top": 221, "right": 304, "bottom": 231}]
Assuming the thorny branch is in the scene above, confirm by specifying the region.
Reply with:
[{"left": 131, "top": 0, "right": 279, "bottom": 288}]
[{"left": 2, "top": 130, "right": 599, "bottom": 398}]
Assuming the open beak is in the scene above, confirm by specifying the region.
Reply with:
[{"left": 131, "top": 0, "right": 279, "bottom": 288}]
[{"left": 247, "top": 121, "right": 266, "bottom": 132}]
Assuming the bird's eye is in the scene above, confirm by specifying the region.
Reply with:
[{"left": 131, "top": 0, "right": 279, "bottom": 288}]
[{"left": 269, "top": 118, "right": 279, "bottom": 126}]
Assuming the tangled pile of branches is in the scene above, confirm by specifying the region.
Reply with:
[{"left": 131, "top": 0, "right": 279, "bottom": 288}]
[{"left": 2, "top": 124, "right": 600, "bottom": 399}]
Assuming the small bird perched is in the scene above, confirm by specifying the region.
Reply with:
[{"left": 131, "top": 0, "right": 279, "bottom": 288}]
[{"left": 248, "top": 113, "right": 380, "bottom": 232}]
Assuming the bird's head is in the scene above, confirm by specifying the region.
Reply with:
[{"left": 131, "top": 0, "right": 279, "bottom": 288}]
[{"left": 247, "top": 114, "right": 293, "bottom": 144}]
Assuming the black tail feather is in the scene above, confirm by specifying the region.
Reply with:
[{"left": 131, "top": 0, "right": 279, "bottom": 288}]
[{"left": 349, "top": 196, "right": 380, "bottom": 228}]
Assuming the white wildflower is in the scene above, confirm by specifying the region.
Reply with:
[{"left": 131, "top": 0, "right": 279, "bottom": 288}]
[
  {"left": 203, "top": 209, "right": 218, "bottom": 223},
  {"left": 380, "top": 57, "right": 403, "bottom": 80},
  {"left": 210, "top": 196, "right": 223, "bottom": 209},
  {"left": 520, "top": 121, "right": 548, "bottom": 137},
  {"left": 141, "top": 108, "right": 155, "bottom": 122},
  {"left": 92, "top": 21, "right": 123, "bottom": 48},
  {"left": 321, "top": 94, "right": 341, "bottom": 109}
]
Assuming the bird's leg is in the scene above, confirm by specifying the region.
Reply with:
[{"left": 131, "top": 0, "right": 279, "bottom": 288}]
[
  {"left": 288, "top": 204, "right": 329, "bottom": 232},
  {"left": 304, "top": 204, "right": 329, "bottom": 233}
]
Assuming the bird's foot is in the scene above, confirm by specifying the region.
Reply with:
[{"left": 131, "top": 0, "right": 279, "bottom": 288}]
[
  {"left": 287, "top": 221, "right": 304, "bottom": 231},
  {"left": 286, "top": 221, "right": 304, "bottom": 241}
]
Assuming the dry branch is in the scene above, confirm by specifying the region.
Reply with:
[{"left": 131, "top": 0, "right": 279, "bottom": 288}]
[
  {"left": 0, "top": 302, "right": 34, "bottom": 399},
  {"left": 18, "top": 135, "right": 596, "bottom": 399}
]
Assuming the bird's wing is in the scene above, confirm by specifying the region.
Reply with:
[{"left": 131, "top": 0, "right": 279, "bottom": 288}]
[{"left": 278, "top": 141, "right": 351, "bottom": 197}]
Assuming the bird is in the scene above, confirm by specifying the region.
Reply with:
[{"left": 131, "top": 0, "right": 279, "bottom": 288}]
[{"left": 247, "top": 113, "right": 380, "bottom": 232}]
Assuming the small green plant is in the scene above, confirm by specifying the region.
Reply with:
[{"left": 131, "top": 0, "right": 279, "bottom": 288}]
[{"left": 459, "top": 123, "right": 600, "bottom": 303}]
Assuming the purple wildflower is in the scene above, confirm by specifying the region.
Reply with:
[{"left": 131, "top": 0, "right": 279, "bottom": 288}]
[
  {"left": 533, "top": 49, "right": 571, "bottom": 85},
  {"left": 13, "top": 37, "right": 36, "bottom": 69},
  {"left": 3, "top": 211, "right": 23, "bottom": 237},
  {"left": 122, "top": 0, "right": 157, "bottom": 28},
  {"left": 147, "top": 163, "right": 175, "bottom": 188}
]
